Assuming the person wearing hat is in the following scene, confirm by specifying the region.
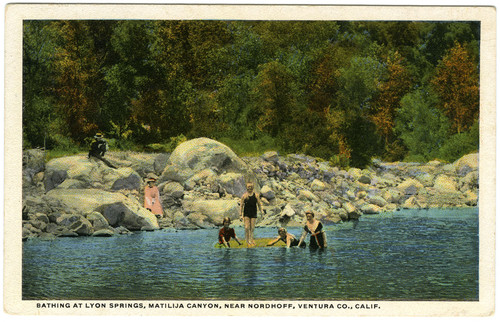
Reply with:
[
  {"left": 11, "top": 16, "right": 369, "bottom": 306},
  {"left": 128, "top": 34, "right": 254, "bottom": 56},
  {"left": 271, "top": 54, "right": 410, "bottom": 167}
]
[
  {"left": 144, "top": 176, "right": 163, "bottom": 218},
  {"left": 88, "top": 133, "right": 117, "bottom": 168}
]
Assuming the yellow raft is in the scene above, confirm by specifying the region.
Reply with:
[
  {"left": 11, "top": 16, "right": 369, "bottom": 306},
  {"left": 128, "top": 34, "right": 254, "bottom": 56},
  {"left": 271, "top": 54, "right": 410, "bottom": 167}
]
[{"left": 214, "top": 238, "right": 285, "bottom": 248}]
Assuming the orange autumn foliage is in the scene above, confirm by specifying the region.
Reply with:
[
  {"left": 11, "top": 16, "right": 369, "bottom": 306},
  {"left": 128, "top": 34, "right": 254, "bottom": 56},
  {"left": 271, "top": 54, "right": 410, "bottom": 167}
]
[
  {"left": 371, "top": 51, "right": 412, "bottom": 144},
  {"left": 431, "top": 42, "right": 479, "bottom": 134}
]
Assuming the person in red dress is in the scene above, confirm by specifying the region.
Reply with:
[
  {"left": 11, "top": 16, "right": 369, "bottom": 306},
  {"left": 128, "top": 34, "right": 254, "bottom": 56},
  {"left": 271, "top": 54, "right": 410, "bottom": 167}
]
[
  {"left": 144, "top": 177, "right": 163, "bottom": 218},
  {"left": 218, "top": 217, "right": 242, "bottom": 248}
]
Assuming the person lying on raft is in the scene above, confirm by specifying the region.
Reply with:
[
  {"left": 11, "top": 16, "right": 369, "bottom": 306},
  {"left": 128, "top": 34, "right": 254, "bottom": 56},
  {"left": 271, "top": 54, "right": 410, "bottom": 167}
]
[
  {"left": 267, "top": 227, "right": 303, "bottom": 248},
  {"left": 218, "top": 217, "right": 242, "bottom": 248},
  {"left": 297, "top": 210, "right": 327, "bottom": 249}
]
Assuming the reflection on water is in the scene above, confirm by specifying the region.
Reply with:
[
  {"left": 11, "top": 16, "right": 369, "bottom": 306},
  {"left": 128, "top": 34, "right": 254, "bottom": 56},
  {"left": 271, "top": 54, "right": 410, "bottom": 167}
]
[{"left": 23, "top": 208, "right": 478, "bottom": 300}]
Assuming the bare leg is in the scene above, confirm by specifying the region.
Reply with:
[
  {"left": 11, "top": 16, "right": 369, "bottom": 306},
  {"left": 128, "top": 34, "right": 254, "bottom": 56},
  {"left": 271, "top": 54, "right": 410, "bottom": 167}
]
[
  {"left": 244, "top": 217, "right": 251, "bottom": 246},
  {"left": 249, "top": 217, "right": 256, "bottom": 245}
]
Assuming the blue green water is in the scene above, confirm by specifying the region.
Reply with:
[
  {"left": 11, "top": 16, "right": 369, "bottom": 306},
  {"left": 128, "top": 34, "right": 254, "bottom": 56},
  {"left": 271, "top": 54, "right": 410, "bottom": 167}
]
[{"left": 22, "top": 208, "right": 478, "bottom": 300}]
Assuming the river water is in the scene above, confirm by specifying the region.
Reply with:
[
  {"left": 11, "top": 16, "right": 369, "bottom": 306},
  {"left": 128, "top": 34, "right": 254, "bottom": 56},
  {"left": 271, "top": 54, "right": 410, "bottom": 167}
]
[{"left": 23, "top": 208, "right": 478, "bottom": 301}]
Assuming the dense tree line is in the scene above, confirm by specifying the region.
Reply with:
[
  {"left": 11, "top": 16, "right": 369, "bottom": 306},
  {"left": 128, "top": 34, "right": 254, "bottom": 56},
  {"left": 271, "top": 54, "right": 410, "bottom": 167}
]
[{"left": 23, "top": 20, "right": 480, "bottom": 167}]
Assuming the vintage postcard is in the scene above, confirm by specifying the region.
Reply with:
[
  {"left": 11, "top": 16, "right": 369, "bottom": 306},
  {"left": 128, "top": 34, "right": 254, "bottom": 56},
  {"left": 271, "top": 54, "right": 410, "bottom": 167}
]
[{"left": 4, "top": 3, "right": 496, "bottom": 317}]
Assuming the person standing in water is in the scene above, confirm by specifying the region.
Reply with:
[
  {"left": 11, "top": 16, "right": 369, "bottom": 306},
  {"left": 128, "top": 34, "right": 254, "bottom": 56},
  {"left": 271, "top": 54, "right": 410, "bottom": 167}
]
[
  {"left": 144, "top": 177, "right": 163, "bottom": 218},
  {"left": 297, "top": 210, "right": 327, "bottom": 249},
  {"left": 240, "top": 182, "right": 263, "bottom": 247}
]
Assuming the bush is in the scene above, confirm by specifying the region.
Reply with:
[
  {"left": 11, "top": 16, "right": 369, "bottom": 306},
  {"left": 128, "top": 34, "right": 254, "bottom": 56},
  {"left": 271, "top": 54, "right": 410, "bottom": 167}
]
[
  {"left": 329, "top": 154, "right": 350, "bottom": 168},
  {"left": 437, "top": 121, "right": 479, "bottom": 162},
  {"left": 219, "top": 135, "right": 284, "bottom": 157},
  {"left": 45, "top": 134, "right": 82, "bottom": 161}
]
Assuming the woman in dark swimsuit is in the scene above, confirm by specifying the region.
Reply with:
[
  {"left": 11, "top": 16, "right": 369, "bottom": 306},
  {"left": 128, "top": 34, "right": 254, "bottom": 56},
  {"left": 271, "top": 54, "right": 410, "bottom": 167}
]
[
  {"left": 267, "top": 227, "right": 303, "bottom": 248},
  {"left": 298, "top": 210, "right": 327, "bottom": 249},
  {"left": 240, "top": 182, "right": 263, "bottom": 247}
]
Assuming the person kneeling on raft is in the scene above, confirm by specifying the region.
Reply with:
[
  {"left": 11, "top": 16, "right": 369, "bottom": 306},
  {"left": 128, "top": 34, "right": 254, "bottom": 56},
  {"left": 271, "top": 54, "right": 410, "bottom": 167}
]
[{"left": 218, "top": 217, "right": 242, "bottom": 248}]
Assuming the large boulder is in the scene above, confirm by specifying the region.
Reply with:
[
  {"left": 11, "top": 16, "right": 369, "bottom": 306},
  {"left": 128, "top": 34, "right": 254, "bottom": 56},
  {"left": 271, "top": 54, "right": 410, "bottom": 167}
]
[
  {"left": 107, "top": 151, "right": 167, "bottom": 178},
  {"left": 397, "top": 178, "right": 424, "bottom": 195},
  {"left": 44, "top": 189, "right": 159, "bottom": 231},
  {"left": 454, "top": 153, "right": 478, "bottom": 175},
  {"left": 162, "top": 181, "right": 185, "bottom": 198},
  {"left": 260, "top": 185, "right": 276, "bottom": 200},
  {"left": 361, "top": 203, "right": 382, "bottom": 214},
  {"left": 44, "top": 155, "right": 142, "bottom": 192},
  {"left": 86, "top": 211, "right": 111, "bottom": 230},
  {"left": 182, "top": 199, "right": 240, "bottom": 225},
  {"left": 23, "top": 149, "right": 46, "bottom": 185},
  {"left": 368, "top": 195, "right": 388, "bottom": 208},
  {"left": 310, "top": 179, "right": 326, "bottom": 191},
  {"left": 159, "top": 138, "right": 253, "bottom": 184},
  {"left": 261, "top": 151, "right": 279, "bottom": 163},
  {"left": 109, "top": 168, "right": 142, "bottom": 191},
  {"left": 218, "top": 172, "right": 247, "bottom": 197},
  {"left": 186, "top": 212, "right": 214, "bottom": 229},
  {"left": 459, "top": 171, "right": 479, "bottom": 191},
  {"left": 433, "top": 175, "right": 458, "bottom": 192},
  {"left": 297, "top": 190, "right": 319, "bottom": 202}
]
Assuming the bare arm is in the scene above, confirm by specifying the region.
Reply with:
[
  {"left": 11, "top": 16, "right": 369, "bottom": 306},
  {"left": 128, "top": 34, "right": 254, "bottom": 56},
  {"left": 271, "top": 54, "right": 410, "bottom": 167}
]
[
  {"left": 221, "top": 236, "right": 229, "bottom": 247},
  {"left": 256, "top": 193, "right": 264, "bottom": 213},
  {"left": 297, "top": 230, "right": 307, "bottom": 247},
  {"left": 240, "top": 194, "right": 246, "bottom": 218},
  {"left": 267, "top": 236, "right": 281, "bottom": 246}
]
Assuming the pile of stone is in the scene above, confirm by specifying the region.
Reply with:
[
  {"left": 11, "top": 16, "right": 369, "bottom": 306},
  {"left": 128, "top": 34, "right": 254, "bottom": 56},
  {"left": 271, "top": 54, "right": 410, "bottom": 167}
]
[{"left": 21, "top": 137, "right": 479, "bottom": 240}]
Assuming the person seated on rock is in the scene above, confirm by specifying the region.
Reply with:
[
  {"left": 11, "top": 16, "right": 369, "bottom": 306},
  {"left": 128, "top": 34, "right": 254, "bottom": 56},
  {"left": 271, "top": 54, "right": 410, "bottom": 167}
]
[
  {"left": 267, "top": 227, "right": 303, "bottom": 248},
  {"left": 88, "top": 133, "right": 117, "bottom": 169},
  {"left": 218, "top": 217, "right": 242, "bottom": 248},
  {"left": 297, "top": 210, "right": 327, "bottom": 249},
  {"left": 144, "top": 177, "right": 164, "bottom": 218}
]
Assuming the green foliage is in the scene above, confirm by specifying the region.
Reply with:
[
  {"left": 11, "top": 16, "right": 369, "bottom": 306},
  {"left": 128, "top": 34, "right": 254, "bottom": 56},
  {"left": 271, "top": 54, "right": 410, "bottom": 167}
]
[
  {"left": 45, "top": 134, "right": 80, "bottom": 156},
  {"left": 329, "top": 154, "right": 350, "bottom": 169},
  {"left": 395, "top": 89, "right": 450, "bottom": 161},
  {"left": 22, "top": 20, "right": 480, "bottom": 167},
  {"left": 437, "top": 121, "right": 479, "bottom": 162},
  {"left": 218, "top": 135, "right": 283, "bottom": 157},
  {"left": 338, "top": 55, "right": 384, "bottom": 112}
]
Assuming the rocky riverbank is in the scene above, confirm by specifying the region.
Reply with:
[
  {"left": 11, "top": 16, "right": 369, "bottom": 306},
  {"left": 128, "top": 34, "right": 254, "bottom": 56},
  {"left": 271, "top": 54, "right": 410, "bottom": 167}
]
[{"left": 22, "top": 138, "right": 478, "bottom": 240}]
